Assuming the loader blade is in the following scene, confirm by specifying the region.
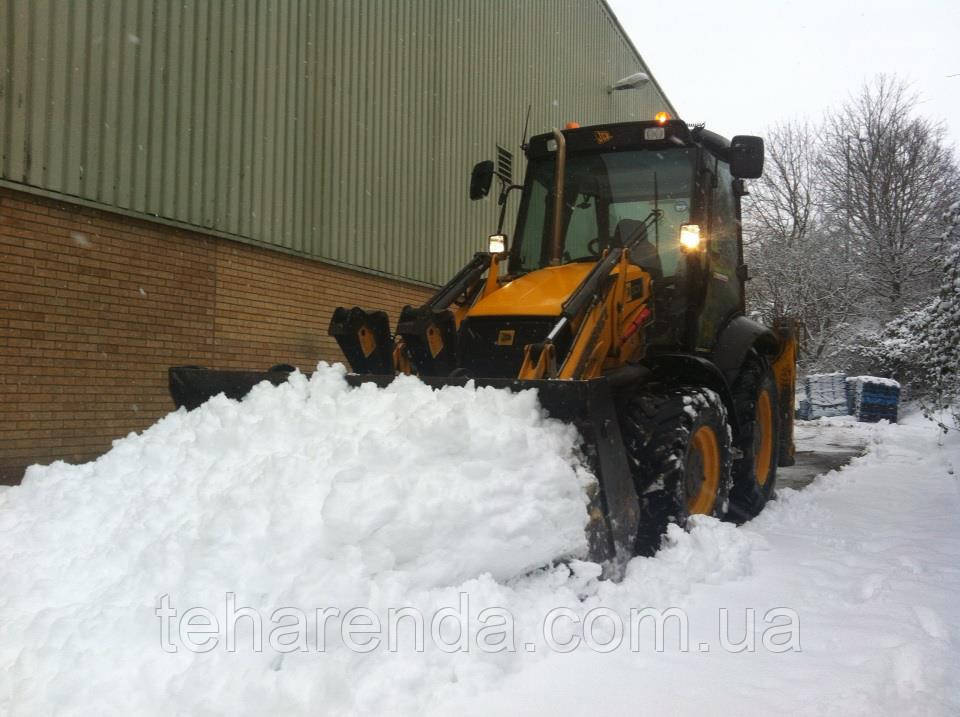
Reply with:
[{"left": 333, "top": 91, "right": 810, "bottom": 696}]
[{"left": 168, "top": 366, "right": 295, "bottom": 411}]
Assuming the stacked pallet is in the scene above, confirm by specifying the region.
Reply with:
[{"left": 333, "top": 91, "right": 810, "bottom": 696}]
[
  {"left": 846, "top": 376, "right": 900, "bottom": 423},
  {"left": 804, "top": 373, "right": 850, "bottom": 418}
]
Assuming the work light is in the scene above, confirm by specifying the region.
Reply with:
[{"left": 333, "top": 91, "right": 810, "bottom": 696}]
[{"left": 679, "top": 224, "right": 702, "bottom": 250}]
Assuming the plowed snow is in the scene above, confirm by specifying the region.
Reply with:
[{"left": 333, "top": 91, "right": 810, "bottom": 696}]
[
  {"left": 2, "top": 369, "right": 959, "bottom": 716},
  {"left": 0, "top": 365, "right": 591, "bottom": 712}
]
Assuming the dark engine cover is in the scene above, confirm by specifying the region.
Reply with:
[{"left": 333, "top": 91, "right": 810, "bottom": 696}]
[{"left": 457, "top": 317, "right": 573, "bottom": 378}]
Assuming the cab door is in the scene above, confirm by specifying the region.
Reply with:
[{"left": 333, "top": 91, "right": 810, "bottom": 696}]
[{"left": 697, "top": 156, "right": 743, "bottom": 351}]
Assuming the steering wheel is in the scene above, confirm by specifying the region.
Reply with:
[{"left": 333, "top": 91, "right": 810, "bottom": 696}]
[{"left": 586, "top": 237, "right": 603, "bottom": 257}]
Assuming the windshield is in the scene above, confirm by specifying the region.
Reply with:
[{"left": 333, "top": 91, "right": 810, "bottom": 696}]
[{"left": 512, "top": 148, "right": 695, "bottom": 277}]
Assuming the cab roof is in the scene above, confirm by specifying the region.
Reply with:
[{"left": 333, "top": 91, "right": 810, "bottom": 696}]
[{"left": 526, "top": 120, "right": 732, "bottom": 162}]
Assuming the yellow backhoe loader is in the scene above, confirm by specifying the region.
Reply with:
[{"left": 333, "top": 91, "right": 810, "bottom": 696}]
[{"left": 170, "top": 116, "right": 797, "bottom": 573}]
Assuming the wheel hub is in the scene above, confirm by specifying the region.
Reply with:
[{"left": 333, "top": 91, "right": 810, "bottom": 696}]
[
  {"left": 686, "top": 425, "right": 720, "bottom": 515},
  {"left": 754, "top": 389, "right": 774, "bottom": 486}
]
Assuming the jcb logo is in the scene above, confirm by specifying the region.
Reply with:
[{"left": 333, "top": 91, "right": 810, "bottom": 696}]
[
  {"left": 594, "top": 130, "right": 613, "bottom": 144},
  {"left": 496, "top": 329, "right": 515, "bottom": 346}
]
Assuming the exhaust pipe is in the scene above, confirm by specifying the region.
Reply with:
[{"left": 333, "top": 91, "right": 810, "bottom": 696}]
[{"left": 550, "top": 128, "right": 567, "bottom": 265}]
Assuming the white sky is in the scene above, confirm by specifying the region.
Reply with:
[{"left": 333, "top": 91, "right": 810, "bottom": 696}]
[{"left": 608, "top": 0, "right": 960, "bottom": 150}]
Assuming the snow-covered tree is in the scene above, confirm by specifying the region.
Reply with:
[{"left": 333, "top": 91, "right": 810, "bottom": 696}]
[
  {"left": 861, "top": 202, "right": 960, "bottom": 429},
  {"left": 743, "top": 122, "right": 862, "bottom": 369},
  {"left": 745, "top": 76, "right": 959, "bottom": 377},
  {"left": 820, "top": 76, "right": 958, "bottom": 315}
]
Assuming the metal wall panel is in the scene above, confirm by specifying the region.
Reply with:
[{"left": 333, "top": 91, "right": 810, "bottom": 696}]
[{"left": 0, "top": 0, "right": 674, "bottom": 286}]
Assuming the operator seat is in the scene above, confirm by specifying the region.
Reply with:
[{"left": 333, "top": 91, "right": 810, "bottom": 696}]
[{"left": 613, "top": 219, "right": 663, "bottom": 281}]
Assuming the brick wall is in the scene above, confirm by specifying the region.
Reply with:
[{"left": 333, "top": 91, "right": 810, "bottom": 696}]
[{"left": 0, "top": 187, "right": 433, "bottom": 484}]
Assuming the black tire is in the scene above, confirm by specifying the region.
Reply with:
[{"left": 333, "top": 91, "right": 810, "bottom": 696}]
[
  {"left": 727, "top": 355, "right": 780, "bottom": 521},
  {"left": 619, "top": 385, "right": 733, "bottom": 555}
]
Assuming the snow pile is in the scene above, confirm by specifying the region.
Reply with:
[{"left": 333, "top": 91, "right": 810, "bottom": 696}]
[
  {"left": 2, "top": 369, "right": 960, "bottom": 715},
  {"left": 0, "top": 364, "right": 591, "bottom": 713}
]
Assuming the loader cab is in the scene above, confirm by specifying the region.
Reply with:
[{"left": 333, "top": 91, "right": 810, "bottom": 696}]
[
  {"left": 512, "top": 147, "right": 694, "bottom": 278},
  {"left": 509, "top": 120, "right": 754, "bottom": 352}
]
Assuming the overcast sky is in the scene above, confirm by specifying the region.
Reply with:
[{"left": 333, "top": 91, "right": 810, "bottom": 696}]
[{"left": 608, "top": 0, "right": 960, "bottom": 150}]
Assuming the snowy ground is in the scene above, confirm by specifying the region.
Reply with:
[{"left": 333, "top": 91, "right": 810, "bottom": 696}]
[
  {"left": 1, "top": 368, "right": 958, "bottom": 715},
  {"left": 439, "top": 415, "right": 960, "bottom": 715}
]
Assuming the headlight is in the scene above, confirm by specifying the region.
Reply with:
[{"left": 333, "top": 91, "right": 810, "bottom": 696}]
[
  {"left": 679, "top": 224, "right": 702, "bottom": 251},
  {"left": 488, "top": 234, "right": 506, "bottom": 254}
]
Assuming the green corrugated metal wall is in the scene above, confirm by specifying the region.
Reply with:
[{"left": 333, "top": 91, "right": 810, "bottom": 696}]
[{"left": 0, "top": 0, "right": 673, "bottom": 286}]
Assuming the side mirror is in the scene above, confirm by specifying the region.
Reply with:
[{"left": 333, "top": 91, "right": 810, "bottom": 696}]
[
  {"left": 469, "top": 160, "right": 494, "bottom": 200},
  {"left": 729, "top": 135, "right": 764, "bottom": 179}
]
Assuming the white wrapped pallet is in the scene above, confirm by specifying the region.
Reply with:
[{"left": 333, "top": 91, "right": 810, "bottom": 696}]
[{"left": 804, "top": 372, "right": 849, "bottom": 418}]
